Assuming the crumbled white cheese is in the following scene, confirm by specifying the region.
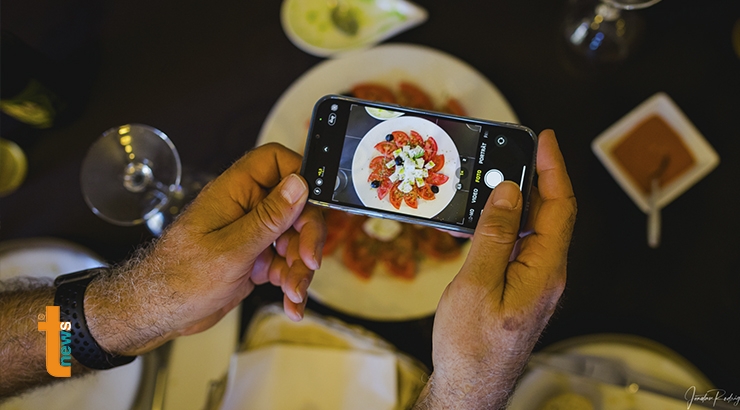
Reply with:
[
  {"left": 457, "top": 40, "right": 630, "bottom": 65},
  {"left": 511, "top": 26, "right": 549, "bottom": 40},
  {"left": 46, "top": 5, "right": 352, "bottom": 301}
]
[
  {"left": 362, "top": 218, "right": 403, "bottom": 242},
  {"left": 383, "top": 139, "right": 438, "bottom": 193}
]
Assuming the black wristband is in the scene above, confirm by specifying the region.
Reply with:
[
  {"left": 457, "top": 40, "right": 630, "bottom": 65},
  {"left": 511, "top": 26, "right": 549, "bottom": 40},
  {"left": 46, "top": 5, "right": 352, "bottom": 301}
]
[{"left": 54, "top": 268, "right": 136, "bottom": 370}]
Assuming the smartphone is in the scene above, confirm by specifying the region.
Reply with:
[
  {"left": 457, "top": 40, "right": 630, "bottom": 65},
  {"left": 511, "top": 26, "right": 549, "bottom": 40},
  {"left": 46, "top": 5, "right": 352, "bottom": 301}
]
[{"left": 300, "top": 95, "right": 537, "bottom": 235}]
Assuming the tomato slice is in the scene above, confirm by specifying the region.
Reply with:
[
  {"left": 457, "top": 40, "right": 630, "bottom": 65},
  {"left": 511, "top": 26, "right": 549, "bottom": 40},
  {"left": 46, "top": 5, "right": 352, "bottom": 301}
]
[
  {"left": 351, "top": 83, "right": 397, "bottom": 104},
  {"left": 380, "top": 225, "right": 417, "bottom": 279},
  {"left": 391, "top": 131, "right": 409, "bottom": 147},
  {"left": 389, "top": 181, "right": 404, "bottom": 209},
  {"left": 398, "top": 82, "right": 434, "bottom": 110},
  {"left": 423, "top": 137, "right": 438, "bottom": 161},
  {"left": 417, "top": 184, "right": 435, "bottom": 201},
  {"left": 416, "top": 228, "right": 463, "bottom": 261},
  {"left": 442, "top": 98, "right": 467, "bottom": 116},
  {"left": 369, "top": 156, "right": 393, "bottom": 182},
  {"left": 426, "top": 172, "right": 449, "bottom": 186},
  {"left": 369, "top": 156, "right": 387, "bottom": 171},
  {"left": 377, "top": 178, "right": 393, "bottom": 200},
  {"left": 322, "top": 210, "right": 359, "bottom": 255},
  {"left": 374, "top": 142, "right": 397, "bottom": 156},
  {"left": 342, "top": 225, "right": 378, "bottom": 279},
  {"left": 429, "top": 154, "right": 444, "bottom": 173},
  {"left": 403, "top": 189, "right": 419, "bottom": 209},
  {"left": 409, "top": 130, "right": 424, "bottom": 147}
]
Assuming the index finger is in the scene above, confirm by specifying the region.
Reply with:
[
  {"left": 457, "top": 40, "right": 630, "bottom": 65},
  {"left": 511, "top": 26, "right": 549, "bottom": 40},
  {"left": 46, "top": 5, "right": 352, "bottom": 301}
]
[
  {"left": 190, "top": 143, "right": 305, "bottom": 231},
  {"left": 225, "top": 142, "right": 304, "bottom": 207}
]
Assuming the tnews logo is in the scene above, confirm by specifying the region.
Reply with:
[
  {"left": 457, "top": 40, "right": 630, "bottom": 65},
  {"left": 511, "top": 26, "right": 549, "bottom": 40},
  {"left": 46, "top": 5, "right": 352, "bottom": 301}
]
[{"left": 37, "top": 306, "right": 73, "bottom": 377}]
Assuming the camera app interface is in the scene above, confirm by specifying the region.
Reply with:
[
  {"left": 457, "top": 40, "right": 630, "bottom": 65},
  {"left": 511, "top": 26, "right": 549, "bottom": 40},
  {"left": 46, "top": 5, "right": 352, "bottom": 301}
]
[{"left": 328, "top": 103, "right": 530, "bottom": 228}]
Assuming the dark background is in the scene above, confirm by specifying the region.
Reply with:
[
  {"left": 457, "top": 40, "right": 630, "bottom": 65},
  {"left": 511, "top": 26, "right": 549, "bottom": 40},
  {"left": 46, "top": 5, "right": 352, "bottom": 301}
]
[{"left": 2, "top": 0, "right": 739, "bottom": 391}]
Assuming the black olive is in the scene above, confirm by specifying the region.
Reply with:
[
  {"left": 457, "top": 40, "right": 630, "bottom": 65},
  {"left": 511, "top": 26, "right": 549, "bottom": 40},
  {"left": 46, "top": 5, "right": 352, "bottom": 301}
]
[
  {"left": 385, "top": 133, "right": 394, "bottom": 141},
  {"left": 370, "top": 180, "right": 380, "bottom": 188},
  {"left": 394, "top": 157, "right": 403, "bottom": 165},
  {"left": 431, "top": 185, "right": 439, "bottom": 193}
]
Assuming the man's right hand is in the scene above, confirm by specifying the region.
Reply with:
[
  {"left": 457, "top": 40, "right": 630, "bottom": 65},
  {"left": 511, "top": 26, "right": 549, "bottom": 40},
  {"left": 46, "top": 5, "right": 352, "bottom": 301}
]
[{"left": 415, "top": 129, "right": 577, "bottom": 409}]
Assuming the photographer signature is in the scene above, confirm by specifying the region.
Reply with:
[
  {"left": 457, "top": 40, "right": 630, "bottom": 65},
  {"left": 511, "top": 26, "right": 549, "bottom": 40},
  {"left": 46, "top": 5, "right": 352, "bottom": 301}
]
[{"left": 686, "top": 386, "right": 740, "bottom": 409}]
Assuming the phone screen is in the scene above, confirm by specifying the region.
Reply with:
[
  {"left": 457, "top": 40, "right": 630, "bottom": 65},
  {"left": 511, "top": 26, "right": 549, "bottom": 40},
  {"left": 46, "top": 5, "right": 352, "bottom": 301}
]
[{"left": 301, "top": 96, "right": 537, "bottom": 233}]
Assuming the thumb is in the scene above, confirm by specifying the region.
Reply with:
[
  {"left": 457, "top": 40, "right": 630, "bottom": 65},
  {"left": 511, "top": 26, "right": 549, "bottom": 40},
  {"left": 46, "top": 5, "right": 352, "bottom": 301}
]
[
  {"left": 220, "top": 173, "right": 309, "bottom": 259},
  {"left": 462, "top": 181, "right": 523, "bottom": 286}
]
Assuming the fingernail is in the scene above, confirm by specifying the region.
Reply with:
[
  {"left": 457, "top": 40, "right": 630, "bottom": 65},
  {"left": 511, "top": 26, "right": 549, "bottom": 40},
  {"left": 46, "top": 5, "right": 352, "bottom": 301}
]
[
  {"left": 295, "top": 278, "right": 310, "bottom": 302},
  {"left": 281, "top": 174, "right": 307, "bottom": 205},
  {"left": 492, "top": 181, "right": 520, "bottom": 209},
  {"left": 293, "top": 304, "right": 305, "bottom": 321},
  {"left": 290, "top": 278, "right": 309, "bottom": 304},
  {"left": 312, "top": 248, "right": 322, "bottom": 270}
]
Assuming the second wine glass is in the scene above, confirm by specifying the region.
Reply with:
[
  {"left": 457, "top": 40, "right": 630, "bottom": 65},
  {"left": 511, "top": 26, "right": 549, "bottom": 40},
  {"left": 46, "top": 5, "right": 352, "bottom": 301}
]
[{"left": 563, "top": 0, "right": 662, "bottom": 63}]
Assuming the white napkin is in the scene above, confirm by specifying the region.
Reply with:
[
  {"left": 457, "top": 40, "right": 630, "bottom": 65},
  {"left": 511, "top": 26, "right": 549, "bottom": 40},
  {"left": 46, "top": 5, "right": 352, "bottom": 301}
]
[{"left": 220, "top": 344, "right": 397, "bottom": 410}]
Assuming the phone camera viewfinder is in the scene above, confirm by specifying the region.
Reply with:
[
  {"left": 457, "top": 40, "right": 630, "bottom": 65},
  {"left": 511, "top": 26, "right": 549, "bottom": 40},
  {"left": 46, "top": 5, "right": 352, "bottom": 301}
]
[
  {"left": 331, "top": 104, "right": 339, "bottom": 111},
  {"left": 495, "top": 135, "right": 507, "bottom": 147}
]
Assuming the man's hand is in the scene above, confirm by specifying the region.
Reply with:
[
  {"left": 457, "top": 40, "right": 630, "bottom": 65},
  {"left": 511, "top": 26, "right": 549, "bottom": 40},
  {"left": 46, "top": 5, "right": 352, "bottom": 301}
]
[
  {"left": 414, "top": 130, "right": 577, "bottom": 409},
  {"left": 85, "top": 143, "right": 326, "bottom": 356}
]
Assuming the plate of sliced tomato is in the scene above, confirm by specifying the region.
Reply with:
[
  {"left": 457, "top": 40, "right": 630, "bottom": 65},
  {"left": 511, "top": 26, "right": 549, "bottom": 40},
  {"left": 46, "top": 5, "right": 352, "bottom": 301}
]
[
  {"left": 256, "top": 43, "right": 518, "bottom": 320},
  {"left": 351, "top": 116, "right": 460, "bottom": 218}
]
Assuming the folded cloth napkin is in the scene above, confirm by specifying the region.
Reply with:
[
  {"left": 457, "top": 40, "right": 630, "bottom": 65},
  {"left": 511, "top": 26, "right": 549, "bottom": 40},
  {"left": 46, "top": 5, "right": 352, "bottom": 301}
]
[
  {"left": 212, "top": 304, "right": 429, "bottom": 410},
  {"left": 220, "top": 344, "right": 397, "bottom": 410}
]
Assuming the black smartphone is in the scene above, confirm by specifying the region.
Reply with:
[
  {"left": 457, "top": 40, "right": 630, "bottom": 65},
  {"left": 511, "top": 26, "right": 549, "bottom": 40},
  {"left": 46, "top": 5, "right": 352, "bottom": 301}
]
[{"left": 300, "top": 95, "right": 537, "bottom": 235}]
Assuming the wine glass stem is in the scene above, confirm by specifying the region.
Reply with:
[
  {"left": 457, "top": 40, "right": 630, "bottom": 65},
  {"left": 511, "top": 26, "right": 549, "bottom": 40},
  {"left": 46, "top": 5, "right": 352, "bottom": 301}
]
[{"left": 123, "top": 161, "right": 154, "bottom": 193}]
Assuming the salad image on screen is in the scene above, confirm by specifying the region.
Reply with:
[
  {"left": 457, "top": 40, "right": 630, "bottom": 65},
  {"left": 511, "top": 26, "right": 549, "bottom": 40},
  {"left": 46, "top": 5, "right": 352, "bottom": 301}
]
[
  {"left": 365, "top": 129, "right": 449, "bottom": 210},
  {"left": 350, "top": 114, "right": 460, "bottom": 219}
]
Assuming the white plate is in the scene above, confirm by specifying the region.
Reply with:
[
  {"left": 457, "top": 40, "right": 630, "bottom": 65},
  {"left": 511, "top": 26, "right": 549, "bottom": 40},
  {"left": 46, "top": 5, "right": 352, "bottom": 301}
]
[
  {"left": 0, "top": 238, "right": 143, "bottom": 410},
  {"left": 280, "top": 0, "right": 428, "bottom": 57},
  {"left": 351, "top": 116, "right": 460, "bottom": 218},
  {"left": 592, "top": 92, "right": 720, "bottom": 213},
  {"left": 257, "top": 43, "right": 517, "bottom": 321},
  {"left": 509, "top": 334, "right": 714, "bottom": 410}
]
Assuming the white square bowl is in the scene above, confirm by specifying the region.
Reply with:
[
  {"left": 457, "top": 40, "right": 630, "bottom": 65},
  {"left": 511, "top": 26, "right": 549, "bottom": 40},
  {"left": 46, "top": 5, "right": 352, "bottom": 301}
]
[{"left": 592, "top": 92, "right": 719, "bottom": 213}]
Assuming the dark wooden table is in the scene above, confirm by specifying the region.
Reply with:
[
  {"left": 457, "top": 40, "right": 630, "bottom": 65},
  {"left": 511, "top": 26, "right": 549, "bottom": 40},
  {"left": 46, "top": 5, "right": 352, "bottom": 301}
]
[{"left": 3, "top": 0, "right": 739, "bottom": 391}]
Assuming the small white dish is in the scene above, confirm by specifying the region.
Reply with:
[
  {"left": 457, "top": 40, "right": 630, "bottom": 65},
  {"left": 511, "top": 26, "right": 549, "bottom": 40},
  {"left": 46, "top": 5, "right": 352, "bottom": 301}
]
[
  {"left": 281, "top": 0, "right": 427, "bottom": 58},
  {"left": 592, "top": 92, "right": 719, "bottom": 213}
]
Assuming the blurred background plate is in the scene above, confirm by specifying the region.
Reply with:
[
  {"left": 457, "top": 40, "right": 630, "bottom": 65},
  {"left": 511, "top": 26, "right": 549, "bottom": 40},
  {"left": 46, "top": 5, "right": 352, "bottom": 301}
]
[
  {"left": 509, "top": 334, "right": 714, "bottom": 410},
  {"left": 256, "top": 43, "right": 515, "bottom": 321},
  {"left": 0, "top": 238, "right": 144, "bottom": 410}
]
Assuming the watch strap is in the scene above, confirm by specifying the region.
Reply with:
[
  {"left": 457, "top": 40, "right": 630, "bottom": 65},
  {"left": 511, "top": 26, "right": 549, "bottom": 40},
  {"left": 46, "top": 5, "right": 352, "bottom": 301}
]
[{"left": 54, "top": 268, "right": 136, "bottom": 370}]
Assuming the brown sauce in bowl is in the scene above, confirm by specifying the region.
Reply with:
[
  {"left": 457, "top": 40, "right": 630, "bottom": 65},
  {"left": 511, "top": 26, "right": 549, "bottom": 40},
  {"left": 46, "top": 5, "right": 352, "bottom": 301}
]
[{"left": 612, "top": 115, "right": 695, "bottom": 194}]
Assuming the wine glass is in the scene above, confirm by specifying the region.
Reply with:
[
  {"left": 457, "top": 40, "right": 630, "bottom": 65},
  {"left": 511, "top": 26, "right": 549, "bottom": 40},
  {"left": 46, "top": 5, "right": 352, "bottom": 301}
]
[
  {"left": 80, "top": 124, "right": 206, "bottom": 236},
  {"left": 563, "top": 0, "right": 662, "bottom": 63}
]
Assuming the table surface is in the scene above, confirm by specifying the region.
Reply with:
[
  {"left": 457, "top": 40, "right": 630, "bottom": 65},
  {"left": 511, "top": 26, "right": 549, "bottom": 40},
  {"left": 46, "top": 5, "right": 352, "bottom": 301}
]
[{"left": 2, "top": 0, "right": 739, "bottom": 392}]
